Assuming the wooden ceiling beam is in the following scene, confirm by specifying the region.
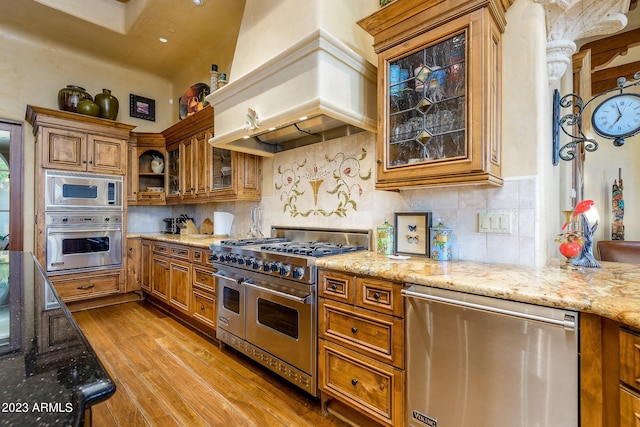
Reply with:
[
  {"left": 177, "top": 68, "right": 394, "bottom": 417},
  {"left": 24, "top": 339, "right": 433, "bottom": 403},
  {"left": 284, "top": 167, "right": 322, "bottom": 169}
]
[
  {"left": 580, "top": 28, "right": 640, "bottom": 69},
  {"left": 591, "top": 61, "right": 640, "bottom": 94}
]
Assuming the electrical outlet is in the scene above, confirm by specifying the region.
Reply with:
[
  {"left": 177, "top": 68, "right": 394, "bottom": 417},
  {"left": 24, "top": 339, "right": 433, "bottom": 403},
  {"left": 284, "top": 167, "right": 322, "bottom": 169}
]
[{"left": 478, "top": 213, "right": 512, "bottom": 234}]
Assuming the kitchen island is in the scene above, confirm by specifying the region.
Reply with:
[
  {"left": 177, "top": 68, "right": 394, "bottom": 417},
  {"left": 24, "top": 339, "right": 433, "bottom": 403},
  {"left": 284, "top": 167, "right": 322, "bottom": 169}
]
[{"left": 0, "top": 251, "right": 115, "bottom": 426}]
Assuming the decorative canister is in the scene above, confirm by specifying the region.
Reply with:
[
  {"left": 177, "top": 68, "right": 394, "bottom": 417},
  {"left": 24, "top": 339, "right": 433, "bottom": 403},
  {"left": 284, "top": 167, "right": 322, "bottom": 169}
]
[
  {"left": 150, "top": 156, "right": 164, "bottom": 173},
  {"left": 76, "top": 99, "right": 100, "bottom": 117},
  {"left": 58, "top": 85, "right": 92, "bottom": 112},
  {"left": 377, "top": 219, "right": 394, "bottom": 255},
  {"left": 430, "top": 223, "right": 452, "bottom": 261},
  {"left": 94, "top": 88, "right": 119, "bottom": 120}
]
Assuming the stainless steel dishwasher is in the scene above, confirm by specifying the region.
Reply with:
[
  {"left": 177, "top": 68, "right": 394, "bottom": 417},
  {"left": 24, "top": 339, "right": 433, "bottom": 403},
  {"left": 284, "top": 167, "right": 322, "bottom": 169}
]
[{"left": 403, "top": 284, "right": 579, "bottom": 427}]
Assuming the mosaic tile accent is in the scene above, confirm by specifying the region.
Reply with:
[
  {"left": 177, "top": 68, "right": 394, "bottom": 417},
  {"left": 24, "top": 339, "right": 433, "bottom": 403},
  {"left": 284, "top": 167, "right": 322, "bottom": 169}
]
[{"left": 275, "top": 147, "right": 371, "bottom": 217}]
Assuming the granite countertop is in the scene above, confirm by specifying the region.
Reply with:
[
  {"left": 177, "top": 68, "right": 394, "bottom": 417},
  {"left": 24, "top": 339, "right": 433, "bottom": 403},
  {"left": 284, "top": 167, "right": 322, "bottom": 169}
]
[
  {"left": 315, "top": 251, "right": 640, "bottom": 329},
  {"left": 128, "top": 232, "right": 228, "bottom": 248},
  {"left": 0, "top": 252, "right": 115, "bottom": 426}
]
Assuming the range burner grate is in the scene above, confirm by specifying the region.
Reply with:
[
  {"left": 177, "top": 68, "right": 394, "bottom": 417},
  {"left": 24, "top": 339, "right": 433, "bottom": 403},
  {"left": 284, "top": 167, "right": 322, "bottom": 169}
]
[
  {"left": 261, "top": 242, "right": 365, "bottom": 257},
  {"left": 220, "top": 237, "right": 288, "bottom": 247}
]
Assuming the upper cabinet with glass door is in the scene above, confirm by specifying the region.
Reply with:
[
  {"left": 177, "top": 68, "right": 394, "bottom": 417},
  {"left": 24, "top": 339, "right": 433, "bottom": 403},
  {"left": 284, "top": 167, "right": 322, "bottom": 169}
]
[{"left": 359, "top": 0, "right": 511, "bottom": 188}]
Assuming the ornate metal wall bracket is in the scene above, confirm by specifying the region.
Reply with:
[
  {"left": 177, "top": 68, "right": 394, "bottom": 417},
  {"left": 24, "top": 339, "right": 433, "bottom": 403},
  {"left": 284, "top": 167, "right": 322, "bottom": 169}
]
[{"left": 552, "top": 71, "right": 640, "bottom": 165}]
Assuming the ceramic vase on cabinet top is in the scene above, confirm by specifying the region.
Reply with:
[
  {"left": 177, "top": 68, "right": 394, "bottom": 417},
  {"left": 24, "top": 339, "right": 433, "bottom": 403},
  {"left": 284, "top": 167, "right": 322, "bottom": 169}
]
[
  {"left": 76, "top": 99, "right": 100, "bottom": 117},
  {"left": 94, "top": 89, "right": 119, "bottom": 120},
  {"left": 58, "top": 85, "right": 92, "bottom": 113}
]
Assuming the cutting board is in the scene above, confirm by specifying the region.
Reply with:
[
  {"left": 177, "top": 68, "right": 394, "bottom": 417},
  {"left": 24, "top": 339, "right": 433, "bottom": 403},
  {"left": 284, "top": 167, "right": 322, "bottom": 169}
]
[
  {"left": 200, "top": 217, "right": 213, "bottom": 235},
  {"left": 185, "top": 219, "right": 200, "bottom": 235}
]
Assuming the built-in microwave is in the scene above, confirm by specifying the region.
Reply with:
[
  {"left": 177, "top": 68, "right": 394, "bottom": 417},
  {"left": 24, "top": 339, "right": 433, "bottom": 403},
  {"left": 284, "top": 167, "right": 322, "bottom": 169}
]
[{"left": 45, "top": 170, "right": 123, "bottom": 211}]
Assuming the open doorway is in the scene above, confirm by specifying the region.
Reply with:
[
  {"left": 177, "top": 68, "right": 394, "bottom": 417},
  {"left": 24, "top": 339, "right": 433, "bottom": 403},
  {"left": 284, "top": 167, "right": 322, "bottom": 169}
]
[{"left": 0, "top": 120, "right": 23, "bottom": 251}]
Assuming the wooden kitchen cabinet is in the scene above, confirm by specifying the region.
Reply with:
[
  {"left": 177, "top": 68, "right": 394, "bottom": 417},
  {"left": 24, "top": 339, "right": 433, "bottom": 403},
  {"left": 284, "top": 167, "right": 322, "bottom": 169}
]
[
  {"left": 26, "top": 105, "right": 132, "bottom": 175},
  {"left": 140, "top": 239, "right": 152, "bottom": 292},
  {"left": 358, "top": 0, "right": 506, "bottom": 188},
  {"left": 126, "top": 237, "right": 142, "bottom": 292},
  {"left": 142, "top": 239, "right": 217, "bottom": 337},
  {"left": 318, "top": 269, "right": 405, "bottom": 427},
  {"left": 162, "top": 106, "right": 262, "bottom": 203},
  {"left": 130, "top": 132, "right": 167, "bottom": 205}
]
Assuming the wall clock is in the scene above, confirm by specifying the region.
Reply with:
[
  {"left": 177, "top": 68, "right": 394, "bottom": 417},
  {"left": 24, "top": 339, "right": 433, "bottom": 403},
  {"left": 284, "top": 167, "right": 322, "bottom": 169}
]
[
  {"left": 552, "top": 71, "right": 640, "bottom": 165},
  {"left": 591, "top": 93, "right": 640, "bottom": 145}
]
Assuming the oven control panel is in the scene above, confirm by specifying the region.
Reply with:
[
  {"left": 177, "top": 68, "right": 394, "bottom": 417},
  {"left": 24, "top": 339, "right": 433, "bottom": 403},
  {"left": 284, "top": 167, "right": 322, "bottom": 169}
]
[
  {"left": 211, "top": 250, "right": 312, "bottom": 284},
  {"left": 46, "top": 213, "right": 123, "bottom": 226}
]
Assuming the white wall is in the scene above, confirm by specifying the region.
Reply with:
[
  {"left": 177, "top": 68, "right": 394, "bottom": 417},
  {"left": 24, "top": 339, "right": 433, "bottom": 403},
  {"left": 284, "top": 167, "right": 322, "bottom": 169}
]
[{"left": 0, "top": 24, "right": 173, "bottom": 252}]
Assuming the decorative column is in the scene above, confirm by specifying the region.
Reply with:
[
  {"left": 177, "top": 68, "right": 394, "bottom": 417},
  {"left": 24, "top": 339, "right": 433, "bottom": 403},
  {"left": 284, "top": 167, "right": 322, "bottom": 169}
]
[{"left": 536, "top": 0, "right": 631, "bottom": 84}]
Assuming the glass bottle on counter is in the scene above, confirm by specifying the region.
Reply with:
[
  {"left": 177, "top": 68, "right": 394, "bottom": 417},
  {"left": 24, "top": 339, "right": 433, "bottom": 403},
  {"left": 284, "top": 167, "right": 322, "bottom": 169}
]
[
  {"left": 209, "top": 64, "right": 219, "bottom": 92},
  {"left": 377, "top": 219, "right": 394, "bottom": 255}
]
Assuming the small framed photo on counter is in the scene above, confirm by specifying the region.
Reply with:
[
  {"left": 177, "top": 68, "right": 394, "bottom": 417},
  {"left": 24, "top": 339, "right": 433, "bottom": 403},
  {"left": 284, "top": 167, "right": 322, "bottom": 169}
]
[{"left": 394, "top": 212, "right": 432, "bottom": 256}]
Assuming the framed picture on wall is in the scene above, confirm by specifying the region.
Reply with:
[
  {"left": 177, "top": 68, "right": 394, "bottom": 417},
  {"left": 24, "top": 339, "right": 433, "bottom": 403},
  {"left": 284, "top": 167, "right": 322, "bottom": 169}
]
[
  {"left": 129, "top": 94, "right": 155, "bottom": 121},
  {"left": 394, "top": 212, "right": 432, "bottom": 256}
]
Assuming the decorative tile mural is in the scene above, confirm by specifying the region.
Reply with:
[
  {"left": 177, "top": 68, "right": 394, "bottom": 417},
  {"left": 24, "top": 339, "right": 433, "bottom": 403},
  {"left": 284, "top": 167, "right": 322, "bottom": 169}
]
[{"left": 275, "top": 147, "right": 371, "bottom": 217}]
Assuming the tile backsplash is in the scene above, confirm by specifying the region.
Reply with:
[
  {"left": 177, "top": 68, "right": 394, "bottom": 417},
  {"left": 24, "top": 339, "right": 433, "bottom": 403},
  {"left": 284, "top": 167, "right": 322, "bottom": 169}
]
[{"left": 129, "top": 132, "right": 541, "bottom": 267}]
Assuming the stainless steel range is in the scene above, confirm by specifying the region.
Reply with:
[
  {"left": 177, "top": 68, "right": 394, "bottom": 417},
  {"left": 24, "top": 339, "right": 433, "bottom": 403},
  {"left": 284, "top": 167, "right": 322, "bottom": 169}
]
[{"left": 211, "top": 226, "right": 371, "bottom": 397}]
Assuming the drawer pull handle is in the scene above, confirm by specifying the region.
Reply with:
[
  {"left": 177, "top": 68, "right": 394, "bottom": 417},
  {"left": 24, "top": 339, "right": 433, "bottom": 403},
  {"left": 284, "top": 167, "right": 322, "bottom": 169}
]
[
  {"left": 351, "top": 379, "right": 358, "bottom": 386},
  {"left": 77, "top": 284, "right": 95, "bottom": 290},
  {"left": 331, "top": 284, "right": 338, "bottom": 290},
  {"left": 373, "top": 292, "right": 381, "bottom": 300},
  {"left": 201, "top": 305, "right": 205, "bottom": 310},
  {"left": 351, "top": 327, "right": 358, "bottom": 334}
]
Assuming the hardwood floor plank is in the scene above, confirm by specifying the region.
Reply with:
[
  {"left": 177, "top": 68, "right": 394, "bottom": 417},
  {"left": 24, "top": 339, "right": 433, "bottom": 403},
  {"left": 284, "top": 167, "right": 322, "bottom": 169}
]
[{"left": 74, "top": 301, "right": 351, "bottom": 427}]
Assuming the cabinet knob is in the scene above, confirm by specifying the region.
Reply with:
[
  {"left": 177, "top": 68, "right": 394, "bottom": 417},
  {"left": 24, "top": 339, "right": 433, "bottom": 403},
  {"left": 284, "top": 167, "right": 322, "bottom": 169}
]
[
  {"left": 351, "top": 379, "right": 358, "bottom": 386},
  {"left": 351, "top": 327, "right": 358, "bottom": 334},
  {"left": 331, "top": 284, "right": 338, "bottom": 290},
  {"left": 373, "top": 292, "right": 381, "bottom": 300},
  {"left": 129, "top": 247, "right": 133, "bottom": 251},
  {"left": 377, "top": 159, "right": 382, "bottom": 164},
  {"left": 89, "top": 160, "right": 93, "bottom": 164},
  {"left": 201, "top": 305, "right": 205, "bottom": 311},
  {"left": 82, "top": 160, "right": 87, "bottom": 164}
]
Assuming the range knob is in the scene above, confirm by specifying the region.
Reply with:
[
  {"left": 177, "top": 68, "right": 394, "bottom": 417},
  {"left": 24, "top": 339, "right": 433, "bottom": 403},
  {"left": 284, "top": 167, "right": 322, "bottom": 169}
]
[
  {"left": 230, "top": 255, "right": 238, "bottom": 263},
  {"left": 104, "top": 217, "right": 110, "bottom": 222},
  {"left": 211, "top": 252, "right": 220, "bottom": 261},
  {"left": 253, "top": 259, "right": 263, "bottom": 270},
  {"left": 223, "top": 254, "right": 231, "bottom": 262},
  {"left": 271, "top": 261, "right": 281, "bottom": 272},
  {"left": 61, "top": 217, "right": 69, "bottom": 223},
  {"left": 237, "top": 257, "right": 245, "bottom": 265},
  {"left": 279, "top": 264, "right": 291, "bottom": 276},
  {"left": 263, "top": 262, "right": 271, "bottom": 272},
  {"left": 292, "top": 267, "right": 305, "bottom": 279}
]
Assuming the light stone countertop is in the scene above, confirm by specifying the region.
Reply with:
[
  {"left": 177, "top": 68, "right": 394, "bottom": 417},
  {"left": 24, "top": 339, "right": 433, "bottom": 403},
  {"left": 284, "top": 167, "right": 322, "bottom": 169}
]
[
  {"left": 315, "top": 251, "right": 640, "bottom": 329},
  {"left": 129, "top": 234, "right": 640, "bottom": 329},
  {"left": 128, "top": 233, "right": 228, "bottom": 249}
]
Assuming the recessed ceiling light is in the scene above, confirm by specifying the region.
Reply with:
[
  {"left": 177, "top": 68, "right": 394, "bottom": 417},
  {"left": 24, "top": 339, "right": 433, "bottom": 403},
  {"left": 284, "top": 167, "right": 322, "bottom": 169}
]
[
  {"left": 159, "top": 37, "right": 168, "bottom": 43},
  {"left": 299, "top": 116, "right": 308, "bottom": 121},
  {"left": 193, "top": 0, "right": 204, "bottom": 5},
  {"left": 268, "top": 127, "right": 276, "bottom": 131}
]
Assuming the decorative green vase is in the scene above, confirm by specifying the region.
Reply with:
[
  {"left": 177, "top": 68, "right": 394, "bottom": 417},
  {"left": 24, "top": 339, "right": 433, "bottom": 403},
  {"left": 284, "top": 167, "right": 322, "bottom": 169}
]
[
  {"left": 58, "top": 85, "right": 92, "bottom": 112},
  {"left": 94, "top": 89, "right": 119, "bottom": 120},
  {"left": 76, "top": 100, "right": 100, "bottom": 117}
]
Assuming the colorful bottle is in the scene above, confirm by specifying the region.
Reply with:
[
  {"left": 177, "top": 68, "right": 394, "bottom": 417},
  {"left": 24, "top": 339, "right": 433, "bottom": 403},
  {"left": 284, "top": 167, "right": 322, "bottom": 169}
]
[
  {"left": 209, "top": 64, "right": 219, "bottom": 92},
  {"left": 377, "top": 219, "right": 394, "bottom": 255}
]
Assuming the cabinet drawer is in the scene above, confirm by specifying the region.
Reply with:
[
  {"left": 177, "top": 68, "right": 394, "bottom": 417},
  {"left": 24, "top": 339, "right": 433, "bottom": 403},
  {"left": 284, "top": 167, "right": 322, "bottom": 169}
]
[
  {"left": 319, "top": 339, "right": 403, "bottom": 427},
  {"left": 192, "top": 248, "right": 205, "bottom": 264},
  {"left": 620, "top": 329, "right": 640, "bottom": 389},
  {"left": 356, "top": 277, "right": 402, "bottom": 317},
  {"left": 152, "top": 241, "right": 169, "bottom": 255},
  {"left": 620, "top": 385, "right": 640, "bottom": 426},
  {"left": 318, "top": 270, "right": 355, "bottom": 304},
  {"left": 319, "top": 299, "right": 404, "bottom": 368},
  {"left": 137, "top": 191, "right": 165, "bottom": 204},
  {"left": 192, "top": 286, "right": 216, "bottom": 329},
  {"left": 53, "top": 274, "right": 120, "bottom": 300},
  {"left": 193, "top": 266, "right": 215, "bottom": 292},
  {"left": 170, "top": 244, "right": 191, "bottom": 260}
]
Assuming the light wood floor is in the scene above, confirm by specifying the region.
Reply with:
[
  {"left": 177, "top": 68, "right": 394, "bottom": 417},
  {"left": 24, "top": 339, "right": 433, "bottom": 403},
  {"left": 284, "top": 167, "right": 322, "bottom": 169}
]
[{"left": 73, "top": 301, "right": 351, "bottom": 427}]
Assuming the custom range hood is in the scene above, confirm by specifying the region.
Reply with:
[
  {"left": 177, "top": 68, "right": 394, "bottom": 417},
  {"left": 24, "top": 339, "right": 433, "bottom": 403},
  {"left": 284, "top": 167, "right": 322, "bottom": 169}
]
[{"left": 206, "top": 0, "right": 378, "bottom": 157}]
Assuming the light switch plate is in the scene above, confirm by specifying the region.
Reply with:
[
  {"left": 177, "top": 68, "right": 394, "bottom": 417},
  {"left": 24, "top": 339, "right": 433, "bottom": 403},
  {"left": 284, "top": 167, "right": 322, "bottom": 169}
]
[{"left": 478, "top": 213, "right": 511, "bottom": 234}]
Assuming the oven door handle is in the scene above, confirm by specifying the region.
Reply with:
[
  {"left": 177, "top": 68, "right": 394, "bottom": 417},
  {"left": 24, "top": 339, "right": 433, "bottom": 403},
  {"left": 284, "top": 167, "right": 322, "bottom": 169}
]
[
  {"left": 212, "top": 271, "right": 242, "bottom": 284},
  {"left": 47, "top": 228, "right": 122, "bottom": 234},
  {"left": 242, "top": 281, "right": 311, "bottom": 304}
]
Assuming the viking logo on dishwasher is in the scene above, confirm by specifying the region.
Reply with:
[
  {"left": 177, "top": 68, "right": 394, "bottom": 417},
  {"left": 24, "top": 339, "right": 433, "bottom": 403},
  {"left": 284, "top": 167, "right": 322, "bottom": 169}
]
[{"left": 412, "top": 410, "right": 437, "bottom": 426}]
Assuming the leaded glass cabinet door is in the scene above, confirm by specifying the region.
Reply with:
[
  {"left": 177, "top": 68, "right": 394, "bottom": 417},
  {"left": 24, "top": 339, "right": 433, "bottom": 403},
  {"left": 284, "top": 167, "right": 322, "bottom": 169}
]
[
  {"left": 374, "top": 9, "right": 502, "bottom": 188},
  {"left": 387, "top": 33, "right": 466, "bottom": 167}
]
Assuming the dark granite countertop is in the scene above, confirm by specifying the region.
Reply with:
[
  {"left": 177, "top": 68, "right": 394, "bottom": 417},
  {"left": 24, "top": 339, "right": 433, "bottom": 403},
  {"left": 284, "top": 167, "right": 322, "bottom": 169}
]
[{"left": 0, "top": 252, "right": 115, "bottom": 426}]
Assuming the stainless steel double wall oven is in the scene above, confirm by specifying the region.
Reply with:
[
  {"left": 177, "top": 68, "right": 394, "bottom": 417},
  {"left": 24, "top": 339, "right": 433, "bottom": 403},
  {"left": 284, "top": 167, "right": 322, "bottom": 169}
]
[
  {"left": 44, "top": 170, "right": 124, "bottom": 274},
  {"left": 211, "top": 227, "right": 371, "bottom": 397}
]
